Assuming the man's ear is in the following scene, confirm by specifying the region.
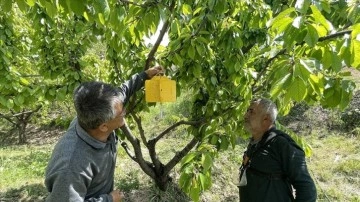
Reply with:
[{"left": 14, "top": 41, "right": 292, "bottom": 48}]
[
  {"left": 263, "top": 114, "right": 272, "bottom": 124},
  {"left": 98, "top": 123, "right": 108, "bottom": 132}
]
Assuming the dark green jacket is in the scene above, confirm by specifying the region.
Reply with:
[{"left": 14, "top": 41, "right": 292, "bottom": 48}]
[{"left": 239, "top": 127, "right": 317, "bottom": 202}]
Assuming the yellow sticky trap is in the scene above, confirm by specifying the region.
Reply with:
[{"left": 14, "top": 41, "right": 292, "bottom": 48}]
[{"left": 145, "top": 76, "right": 176, "bottom": 102}]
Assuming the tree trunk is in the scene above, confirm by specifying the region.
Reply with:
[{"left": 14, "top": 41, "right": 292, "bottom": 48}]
[{"left": 18, "top": 122, "right": 27, "bottom": 144}]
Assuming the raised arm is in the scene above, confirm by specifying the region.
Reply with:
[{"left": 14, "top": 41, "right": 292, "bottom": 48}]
[{"left": 118, "top": 66, "right": 163, "bottom": 104}]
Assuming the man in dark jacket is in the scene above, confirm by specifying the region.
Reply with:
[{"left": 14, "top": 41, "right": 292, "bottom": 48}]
[
  {"left": 239, "top": 98, "right": 317, "bottom": 202},
  {"left": 45, "top": 66, "right": 163, "bottom": 202}
]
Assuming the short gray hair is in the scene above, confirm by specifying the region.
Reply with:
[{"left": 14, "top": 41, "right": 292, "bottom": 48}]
[
  {"left": 252, "top": 98, "right": 278, "bottom": 122},
  {"left": 73, "top": 81, "right": 122, "bottom": 130}
]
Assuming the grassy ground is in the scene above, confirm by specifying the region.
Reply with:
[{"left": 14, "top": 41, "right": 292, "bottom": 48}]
[{"left": 1, "top": 124, "right": 359, "bottom": 201}]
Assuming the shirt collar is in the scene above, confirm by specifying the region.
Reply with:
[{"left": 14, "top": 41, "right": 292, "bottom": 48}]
[{"left": 75, "top": 119, "right": 112, "bottom": 149}]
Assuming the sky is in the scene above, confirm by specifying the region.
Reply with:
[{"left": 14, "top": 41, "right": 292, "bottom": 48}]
[{"left": 144, "top": 21, "right": 169, "bottom": 46}]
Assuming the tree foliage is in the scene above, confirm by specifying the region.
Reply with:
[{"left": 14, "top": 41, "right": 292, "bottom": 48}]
[{"left": 1, "top": 0, "right": 359, "bottom": 200}]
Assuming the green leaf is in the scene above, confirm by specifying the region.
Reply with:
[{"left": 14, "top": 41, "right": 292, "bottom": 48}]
[
  {"left": 220, "top": 136, "right": 229, "bottom": 150},
  {"left": 19, "top": 78, "right": 30, "bottom": 86},
  {"left": 195, "top": 44, "right": 205, "bottom": 57},
  {"left": 351, "top": 38, "right": 360, "bottom": 68},
  {"left": 308, "top": 74, "right": 323, "bottom": 95},
  {"left": 16, "top": 0, "right": 29, "bottom": 12},
  {"left": 283, "top": 25, "right": 298, "bottom": 49},
  {"left": 322, "top": 49, "right": 332, "bottom": 69},
  {"left": 1, "top": 0, "right": 12, "bottom": 12},
  {"left": 192, "top": 64, "right": 201, "bottom": 78},
  {"left": 288, "top": 76, "right": 307, "bottom": 102},
  {"left": 295, "top": 0, "right": 311, "bottom": 14},
  {"left": 179, "top": 173, "right": 191, "bottom": 189},
  {"left": 304, "top": 24, "right": 319, "bottom": 47},
  {"left": 16, "top": 95, "right": 25, "bottom": 105},
  {"left": 350, "top": 24, "right": 360, "bottom": 68},
  {"left": 181, "top": 153, "right": 197, "bottom": 165},
  {"left": 268, "top": 7, "right": 295, "bottom": 29},
  {"left": 330, "top": 52, "right": 342, "bottom": 72},
  {"left": 214, "top": 0, "right": 227, "bottom": 14},
  {"left": 26, "top": 0, "right": 36, "bottom": 6},
  {"left": 339, "top": 38, "right": 352, "bottom": 67},
  {"left": 210, "top": 76, "right": 217, "bottom": 85},
  {"left": 6, "top": 99, "right": 14, "bottom": 109},
  {"left": 94, "top": 0, "right": 110, "bottom": 23},
  {"left": 210, "top": 135, "right": 218, "bottom": 145},
  {"left": 188, "top": 45, "right": 196, "bottom": 59},
  {"left": 44, "top": 2, "right": 57, "bottom": 19},
  {"left": 310, "top": 5, "right": 330, "bottom": 31},
  {"left": 66, "top": 0, "right": 85, "bottom": 16},
  {"left": 182, "top": 4, "right": 192, "bottom": 15},
  {"left": 304, "top": 144, "right": 312, "bottom": 157},
  {"left": 174, "top": 53, "right": 184, "bottom": 66},
  {"left": 270, "top": 73, "right": 291, "bottom": 97},
  {"left": 189, "top": 185, "right": 201, "bottom": 202},
  {"left": 271, "top": 16, "right": 293, "bottom": 34},
  {"left": 323, "top": 88, "right": 341, "bottom": 108},
  {"left": 198, "top": 173, "right": 206, "bottom": 189},
  {"left": 201, "top": 153, "right": 213, "bottom": 172}
]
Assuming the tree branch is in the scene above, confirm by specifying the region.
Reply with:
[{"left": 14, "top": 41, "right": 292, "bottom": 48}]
[
  {"left": 146, "top": 119, "right": 204, "bottom": 175},
  {"left": 144, "top": 0, "right": 176, "bottom": 70},
  {"left": 0, "top": 113, "right": 16, "bottom": 125},
  {"left": 120, "top": 141, "right": 137, "bottom": 161},
  {"left": 318, "top": 30, "right": 352, "bottom": 42},
  {"left": 119, "top": 124, "right": 156, "bottom": 179},
  {"left": 0, "top": 105, "right": 42, "bottom": 126},
  {"left": 130, "top": 113, "right": 147, "bottom": 145},
  {"left": 163, "top": 137, "right": 199, "bottom": 174},
  {"left": 147, "top": 137, "right": 162, "bottom": 174},
  {"left": 153, "top": 120, "right": 204, "bottom": 143}
]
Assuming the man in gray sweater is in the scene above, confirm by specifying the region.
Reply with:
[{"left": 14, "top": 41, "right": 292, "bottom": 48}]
[{"left": 45, "top": 66, "right": 163, "bottom": 202}]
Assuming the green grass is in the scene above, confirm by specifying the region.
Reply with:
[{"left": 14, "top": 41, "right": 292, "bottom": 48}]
[
  {"left": 307, "top": 133, "right": 360, "bottom": 202},
  {"left": 1, "top": 132, "right": 359, "bottom": 202},
  {"left": 0, "top": 145, "right": 52, "bottom": 190}
]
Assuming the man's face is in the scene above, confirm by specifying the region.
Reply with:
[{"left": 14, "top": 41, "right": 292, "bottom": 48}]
[
  {"left": 244, "top": 102, "right": 266, "bottom": 134},
  {"left": 105, "top": 102, "right": 126, "bottom": 132}
]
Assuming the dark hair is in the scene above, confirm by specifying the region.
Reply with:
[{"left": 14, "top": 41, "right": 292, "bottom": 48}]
[{"left": 73, "top": 81, "right": 122, "bottom": 130}]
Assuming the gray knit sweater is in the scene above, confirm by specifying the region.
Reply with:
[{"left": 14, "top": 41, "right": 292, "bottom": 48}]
[{"left": 45, "top": 72, "right": 147, "bottom": 202}]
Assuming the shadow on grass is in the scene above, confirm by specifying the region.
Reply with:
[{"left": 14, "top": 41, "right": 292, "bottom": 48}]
[
  {"left": 0, "top": 183, "right": 47, "bottom": 202},
  {"left": 122, "top": 181, "right": 191, "bottom": 202}
]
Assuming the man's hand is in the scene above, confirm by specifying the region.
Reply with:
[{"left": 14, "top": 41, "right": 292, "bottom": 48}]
[
  {"left": 145, "top": 66, "right": 164, "bottom": 79},
  {"left": 110, "top": 189, "right": 124, "bottom": 202}
]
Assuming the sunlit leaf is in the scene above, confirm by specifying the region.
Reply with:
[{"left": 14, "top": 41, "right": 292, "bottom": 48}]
[
  {"left": 270, "top": 73, "right": 291, "bottom": 97},
  {"left": 181, "top": 153, "right": 197, "bottom": 165},
  {"left": 182, "top": 4, "right": 192, "bottom": 15},
  {"left": 304, "top": 24, "right": 319, "bottom": 47},
  {"left": 310, "top": 5, "right": 330, "bottom": 31},
  {"left": 351, "top": 38, "right": 360, "bottom": 68},
  {"left": 26, "top": 0, "right": 36, "bottom": 6},
  {"left": 288, "top": 76, "right": 307, "bottom": 102},
  {"left": 268, "top": 7, "right": 295, "bottom": 29}
]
